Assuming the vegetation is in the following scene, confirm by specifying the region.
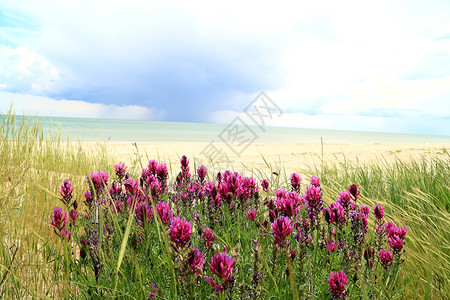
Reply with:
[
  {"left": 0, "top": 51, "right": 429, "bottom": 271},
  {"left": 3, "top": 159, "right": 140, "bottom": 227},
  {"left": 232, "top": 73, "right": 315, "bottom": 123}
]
[{"left": 1, "top": 111, "right": 448, "bottom": 299}]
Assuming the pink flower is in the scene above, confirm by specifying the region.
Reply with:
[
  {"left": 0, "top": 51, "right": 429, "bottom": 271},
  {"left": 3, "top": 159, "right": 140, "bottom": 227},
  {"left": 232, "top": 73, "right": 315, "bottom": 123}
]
[
  {"left": 156, "top": 163, "right": 168, "bottom": 182},
  {"left": 247, "top": 209, "right": 257, "bottom": 221},
  {"left": 61, "top": 228, "right": 71, "bottom": 241},
  {"left": 276, "top": 192, "right": 301, "bottom": 218},
  {"left": 113, "top": 200, "right": 124, "bottom": 214},
  {"left": 272, "top": 216, "right": 294, "bottom": 246},
  {"left": 260, "top": 179, "right": 269, "bottom": 192},
  {"left": 135, "top": 202, "right": 152, "bottom": 228},
  {"left": 348, "top": 184, "right": 360, "bottom": 200},
  {"left": 328, "top": 270, "right": 348, "bottom": 299},
  {"left": 114, "top": 162, "right": 127, "bottom": 179},
  {"left": 156, "top": 201, "right": 173, "bottom": 224},
  {"left": 303, "top": 185, "right": 323, "bottom": 212},
  {"left": 206, "top": 250, "right": 235, "bottom": 289},
  {"left": 379, "top": 249, "right": 393, "bottom": 269},
  {"left": 186, "top": 247, "right": 205, "bottom": 278},
  {"left": 202, "top": 227, "right": 215, "bottom": 249},
  {"left": 290, "top": 249, "right": 297, "bottom": 260},
  {"left": 327, "top": 239, "right": 337, "bottom": 253},
  {"left": 337, "top": 190, "right": 352, "bottom": 208},
  {"left": 123, "top": 177, "right": 140, "bottom": 194},
  {"left": 360, "top": 206, "right": 370, "bottom": 217},
  {"left": 69, "top": 210, "right": 79, "bottom": 225},
  {"left": 58, "top": 179, "right": 74, "bottom": 205},
  {"left": 197, "top": 165, "right": 207, "bottom": 182},
  {"left": 324, "top": 203, "right": 346, "bottom": 226},
  {"left": 50, "top": 207, "right": 67, "bottom": 231},
  {"left": 373, "top": 204, "right": 384, "bottom": 220},
  {"left": 388, "top": 235, "right": 404, "bottom": 252},
  {"left": 170, "top": 216, "right": 191, "bottom": 248},
  {"left": 290, "top": 173, "right": 301, "bottom": 192},
  {"left": 149, "top": 284, "right": 160, "bottom": 299},
  {"left": 310, "top": 175, "right": 320, "bottom": 187}
]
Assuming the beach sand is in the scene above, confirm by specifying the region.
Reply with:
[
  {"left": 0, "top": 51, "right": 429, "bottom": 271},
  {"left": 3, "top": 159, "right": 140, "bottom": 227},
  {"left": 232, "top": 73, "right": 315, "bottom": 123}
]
[{"left": 81, "top": 141, "right": 449, "bottom": 176}]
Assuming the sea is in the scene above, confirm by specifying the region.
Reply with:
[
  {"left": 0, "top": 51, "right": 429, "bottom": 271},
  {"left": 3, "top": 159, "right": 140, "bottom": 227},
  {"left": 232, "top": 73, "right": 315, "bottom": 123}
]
[{"left": 4, "top": 115, "right": 450, "bottom": 144}]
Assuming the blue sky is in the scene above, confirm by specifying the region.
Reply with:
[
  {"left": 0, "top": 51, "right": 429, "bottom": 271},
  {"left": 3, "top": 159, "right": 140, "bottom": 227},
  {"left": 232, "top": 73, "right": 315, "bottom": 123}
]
[{"left": 0, "top": 0, "right": 449, "bottom": 135}]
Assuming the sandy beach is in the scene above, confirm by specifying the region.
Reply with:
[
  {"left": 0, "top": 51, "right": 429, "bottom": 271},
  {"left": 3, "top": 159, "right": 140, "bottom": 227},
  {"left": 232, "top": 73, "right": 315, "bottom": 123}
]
[{"left": 81, "top": 141, "right": 450, "bottom": 176}]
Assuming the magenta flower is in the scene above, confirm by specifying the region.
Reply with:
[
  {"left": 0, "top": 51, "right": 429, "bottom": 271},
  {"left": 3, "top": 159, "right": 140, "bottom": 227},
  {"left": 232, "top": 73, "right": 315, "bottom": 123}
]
[
  {"left": 247, "top": 209, "right": 257, "bottom": 221},
  {"left": 379, "top": 249, "right": 393, "bottom": 269},
  {"left": 149, "top": 284, "right": 161, "bottom": 299},
  {"left": 303, "top": 185, "right": 323, "bottom": 212},
  {"left": 206, "top": 250, "right": 235, "bottom": 289},
  {"left": 135, "top": 202, "right": 152, "bottom": 228},
  {"left": 156, "top": 163, "right": 168, "bottom": 183},
  {"left": 388, "top": 235, "right": 404, "bottom": 252},
  {"left": 327, "top": 239, "right": 337, "bottom": 253},
  {"left": 310, "top": 175, "right": 320, "bottom": 187},
  {"left": 290, "top": 173, "right": 301, "bottom": 192},
  {"left": 385, "top": 222, "right": 407, "bottom": 239},
  {"left": 202, "top": 227, "right": 215, "bottom": 249},
  {"left": 373, "top": 204, "right": 385, "bottom": 220},
  {"left": 69, "top": 209, "right": 79, "bottom": 225},
  {"left": 103, "top": 223, "right": 114, "bottom": 238},
  {"left": 61, "top": 228, "right": 71, "bottom": 241},
  {"left": 276, "top": 192, "right": 301, "bottom": 218},
  {"left": 113, "top": 200, "right": 124, "bottom": 214},
  {"left": 50, "top": 207, "right": 67, "bottom": 231},
  {"left": 348, "top": 184, "right": 360, "bottom": 200},
  {"left": 123, "top": 177, "right": 140, "bottom": 194},
  {"left": 337, "top": 190, "right": 352, "bottom": 208},
  {"left": 186, "top": 247, "right": 205, "bottom": 278},
  {"left": 328, "top": 270, "right": 348, "bottom": 299},
  {"left": 170, "top": 216, "right": 191, "bottom": 248},
  {"left": 114, "top": 162, "right": 127, "bottom": 179},
  {"left": 197, "top": 165, "right": 207, "bottom": 182},
  {"left": 272, "top": 216, "right": 294, "bottom": 246},
  {"left": 156, "top": 201, "right": 173, "bottom": 224},
  {"left": 260, "top": 179, "right": 269, "bottom": 192},
  {"left": 290, "top": 249, "right": 297, "bottom": 260},
  {"left": 360, "top": 206, "right": 370, "bottom": 217},
  {"left": 58, "top": 179, "right": 74, "bottom": 205},
  {"left": 324, "top": 203, "right": 346, "bottom": 226}
]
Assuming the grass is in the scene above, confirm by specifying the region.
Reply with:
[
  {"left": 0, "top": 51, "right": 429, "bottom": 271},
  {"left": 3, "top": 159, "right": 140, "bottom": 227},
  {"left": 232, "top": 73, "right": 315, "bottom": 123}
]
[{"left": 0, "top": 110, "right": 449, "bottom": 299}]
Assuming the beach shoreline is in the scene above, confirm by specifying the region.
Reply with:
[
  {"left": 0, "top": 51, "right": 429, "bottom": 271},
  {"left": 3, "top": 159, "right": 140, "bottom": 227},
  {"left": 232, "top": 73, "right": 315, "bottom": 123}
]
[{"left": 80, "top": 141, "right": 450, "bottom": 175}]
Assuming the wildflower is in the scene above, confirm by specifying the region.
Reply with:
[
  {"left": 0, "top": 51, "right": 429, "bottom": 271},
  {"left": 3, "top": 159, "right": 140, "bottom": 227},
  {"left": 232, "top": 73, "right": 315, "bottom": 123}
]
[
  {"left": 154, "top": 202, "right": 172, "bottom": 224},
  {"left": 170, "top": 216, "right": 191, "bottom": 248},
  {"left": 360, "top": 206, "right": 370, "bottom": 217},
  {"left": 303, "top": 185, "right": 323, "bottom": 213},
  {"left": 324, "top": 203, "right": 346, "bottom": 226},
  {"left": 149, "top": 284, "right": 161, "bottom": 299},
  {"left": 61, "top": 228, "right": 71, "bottom": 241},
  {"left": 206, "top": 250, "right": 235, "bottom": 288},
  {"left": 337, "top": 190, "right": 352, "bottom": 208},
  {"left": 123, "top": 177, "right": 140, "bottom": 194},
  {"left": 84, "top": 190, "right": 93, "bottom": 207},
  {"left": 113, "top": 200, "right": 124, "bottom": 214},
  {"left": 276, "top": 192, "right": 301, "bottom": 218},
  {"left": 109, "top": 181, "right": 122, "bottom": 195},
  {"left": 186, "top": 247, "right": 205, "bottom": 278},
  {"left": 310, "top": 175, "right": 320, "bottom": 187},
  {"left": 247, "top": 209, "right": 257, "bottom": 221},
  {"left": 348, "top": 184, "right": 360, "bottom": 200},
  {"left": 156, "top": 163, "right": 168, "bottom": 183},
  {"left": 50, "top": 207, "right": 67, "bottom": 231},
  {"left": 197, "top": 165, "right": 207, "bottom": 182},
  {"left": 272, "top": 216, "right": 294, "bottom": 246},
  {"left": 58, "top": 179, "right": 74, "bottom": 205},
  {"left": 150, "top": 181, "right": 162, "bottom": 200},
  {"left": 100, "top": 171, "right": 109, "bottom": 185},
  {"left": 385, "top": 222, "right": 407, "bottom": 239},
  {"left": 328, "top": 270, "right": 348, "bottom": 299},
  {"left": 373, "top": 204, "right": 385, "bottom": 220},
  {"left": 69, "top": 210, "right": 79, "bottom": 226},
  {"left": 192, "top": 210, "right": 200, "bottom": 222},
  {"left": 388, "top": 235, "right": 404, "bottom": 252},
  {"left": 327, "top": 239, "right": 337, "bottom": 253},
  {"left": 290, "top": 249, "right": 297, "bottom": 260},
  {"left": 135, "top": 202, "right": 152, "bottom": 228},
  {"left": 379, "top": 249, "right": 393, "bottom": 269},
  {"left": 260, "top": 179, "right": 269, "bottom": 192},
  {"left": 290, "top": 173, "right": 301, "bottom": 193},
  {"left": 114, "top": 162, "right": 127, "bottom": 179},
  {"left": 202, "top": 227, "right": 215, "bottom": 249}
]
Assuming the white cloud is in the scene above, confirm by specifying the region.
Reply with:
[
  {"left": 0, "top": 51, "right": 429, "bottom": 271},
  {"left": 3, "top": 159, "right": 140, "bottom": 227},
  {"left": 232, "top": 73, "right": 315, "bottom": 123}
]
[{"left": 0, "top": 92, "right": 164, "bottom": 120}]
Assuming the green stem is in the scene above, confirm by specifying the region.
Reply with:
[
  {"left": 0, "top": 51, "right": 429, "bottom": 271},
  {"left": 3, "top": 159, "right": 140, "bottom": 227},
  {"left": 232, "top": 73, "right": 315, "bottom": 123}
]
[{"left": 285, "top": 248, "right": 299, "bottom": 300}]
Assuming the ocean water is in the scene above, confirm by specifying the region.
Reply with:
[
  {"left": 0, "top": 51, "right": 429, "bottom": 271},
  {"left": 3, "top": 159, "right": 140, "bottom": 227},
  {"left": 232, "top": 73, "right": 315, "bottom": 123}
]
[{"left": 4, "top": 115, "right": 450, "bottom": 144}]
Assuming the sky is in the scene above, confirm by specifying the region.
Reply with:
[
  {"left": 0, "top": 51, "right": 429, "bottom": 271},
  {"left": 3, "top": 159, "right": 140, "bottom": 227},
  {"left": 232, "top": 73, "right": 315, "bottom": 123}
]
[{"left": 0, "top": 0, "right": 449, "bottom": 136}]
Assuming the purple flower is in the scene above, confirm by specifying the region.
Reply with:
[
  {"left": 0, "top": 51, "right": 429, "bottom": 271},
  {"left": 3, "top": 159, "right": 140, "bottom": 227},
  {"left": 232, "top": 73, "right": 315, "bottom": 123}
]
[
  {"left": 260, "top": 179, "right": 269, "bottom": 192},
  {"left": 337, "top": 190, "right": 352, "bottom": 208},
  {"left": 186, "top": 247, "right": 205, "bottom": 278},
  {"left": 310, "top": 175, "right": 320, "bottom": 187},
  {"left": 276, "top": 192, "right": 301, "bottom": 218},
  {"left": 50, "top": 207, "right": 67, "bottom": 231},
  {"left": 69, "top": 210, "right": 79, "bottom": 225},
  {"left": 197, "top": 165, "right": 207, "bottom": 182},
  {"left": 123, "top": 177, "right": 140, "bottom": 194},
  {"left": 379, "top": 249, "right": 393, "bottom": 269},
  {"left": 149, "top": 284, "right": 161, "bottom": 299},
  {"left": 324, "top": 203, "right": 346, "bottom": 226},
  {"left": 328, "top": 270, "right": 348, "bottom": 299},
  {"left": 373, "top": 204, "right": 385, "bottom": 220},
  {"left": 360, "top": 206, "right": 370, "bottom": 217},
  {"left": 202, "top": 227, "right": 215, "bottom": 249},
  {"left": 103, "top": 224, "right": 113, "bottom": 238},
  {"left": 388, "top": 235, "right": 404, "bottom": 252},
  {"left": 290, "top": 249, "right": 297, "bottom": 260},
  {"left": 156, "top": 163, "right": 168, "bottom": 183},
  {"left": 170, "top": 216, "right": 191, "bottom": 248},
  {"left": 247, "top": 209, "right": 257, "bottom": 221},
  {"left": 135, "top": 202, "right": 152, "bottom": 228},
  {"left": 113, "top": 200, "right": 124, "bottom": 214},
  {"left": 303, "top": 185, "right": 323, "bottom": 212},
  {"left": 114, "top": 162, "right": 127, "bottom": 179},
  {"left": 156, "top": 201, "right": 173, "bottom": 224},
  {"left": 290, "top": 173, "right": 301, "bottom": 192},
  {"left": 58, "top": 179, "right": 74, "bottom": 205},
  {"left": 348, "top": 184, "right": 360, "bottom": 200},
  {"left": 272, "top": 216, "right": 294, "bottom": 246},
  {"left": 61, "top": 228, "right": 71, "bottom": 241},
  {"left": 206, "top": 250, "right": 235, "bottom": 289}
]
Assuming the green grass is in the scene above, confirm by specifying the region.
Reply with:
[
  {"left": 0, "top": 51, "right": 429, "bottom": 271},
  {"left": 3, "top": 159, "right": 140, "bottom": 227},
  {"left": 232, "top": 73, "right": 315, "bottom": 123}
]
[{"left": 1, "top": 110, "right": 449, "bottom": 299}]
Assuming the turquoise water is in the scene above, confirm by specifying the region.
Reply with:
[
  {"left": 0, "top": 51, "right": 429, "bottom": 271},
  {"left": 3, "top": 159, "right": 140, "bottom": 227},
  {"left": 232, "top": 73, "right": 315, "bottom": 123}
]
[{"left": 4, "top": 115, "right": 450, "bottom": 144}]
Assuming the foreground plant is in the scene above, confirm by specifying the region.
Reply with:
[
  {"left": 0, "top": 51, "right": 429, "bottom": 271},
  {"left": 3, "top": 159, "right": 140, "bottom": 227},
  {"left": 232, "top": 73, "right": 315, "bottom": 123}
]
[{"left": 48, "top": 157, "right": 408, "bottom": 298}]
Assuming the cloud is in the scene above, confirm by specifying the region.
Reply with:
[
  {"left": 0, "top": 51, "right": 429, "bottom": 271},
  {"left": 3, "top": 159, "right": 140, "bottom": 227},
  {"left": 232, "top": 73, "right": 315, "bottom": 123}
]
[{"left": 0, "top": 91, "right": 163, "bottom": 120}]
